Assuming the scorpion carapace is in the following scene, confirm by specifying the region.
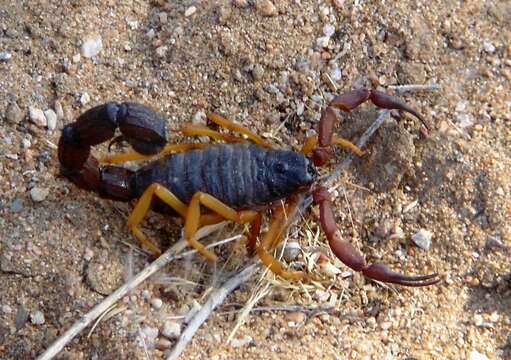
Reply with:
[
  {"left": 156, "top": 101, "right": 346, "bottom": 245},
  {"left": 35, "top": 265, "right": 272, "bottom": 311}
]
[{"left": 58, "top": 88, "right": 440, "bottom": 287}]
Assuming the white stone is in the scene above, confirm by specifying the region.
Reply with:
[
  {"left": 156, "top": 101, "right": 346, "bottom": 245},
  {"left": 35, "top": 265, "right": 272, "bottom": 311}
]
[
  {"left": 323, "top": 24, "right": 335, "bottom": 37},
  {"left": 81, "top": 34, "right": 103, "bottom": 58},
  {"left": 29, "top": 106, "right": 47, "bottom": 127},
  {"left": 30, "top": 310, "right": 45, "bottom": 325},
  {"left": 44, "top": 109, "right": 57, "bottom": 130},
  {"left": 80, "top": 92, "right": 91, "bottom": 106},
  {"left": 470, "top": 350, "right": 488, "bottom": 360},
  {"left": 162, "top": 320, "right": 181, "bottom": 339},
  {"left": 411, "top": 229, "right": 432, "bottom": 250},
  {"left": 184, "top": 6, "right": 197, "bottom": 17},
  {"left": 316, "top": 36, "right": 330, "bottom": 48},
  {"left": 30, "top": 187, "right": 49, "bottom": 202},
  {"left": 482, "top": 41, "right": 495, "bottom": 53},
  {"left": 141, "top": 326, "right": 159, "bottom": 341},
  {"left": 150, "top": 298, "right": 163, "bottom": 309}
]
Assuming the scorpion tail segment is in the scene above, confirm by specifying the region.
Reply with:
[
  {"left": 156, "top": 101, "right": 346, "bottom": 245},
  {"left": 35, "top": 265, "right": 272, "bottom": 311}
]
[
  {"left": 313, "top": 187, "right": 439, "bottom": 287},
  {"left": 117, "top": 103, "right": 167, "bottom": 155}
]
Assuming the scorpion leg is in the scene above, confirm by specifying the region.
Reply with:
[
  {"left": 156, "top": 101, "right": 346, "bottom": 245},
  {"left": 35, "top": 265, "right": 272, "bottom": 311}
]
[
  {"left": 180, "top": 124, "right": 249, "bottom": 144},
  {"left": 185, "top": 192, "right": 258, "bottom": 261},
  {"left": 246, "top": 212, "right": 263, "bottom": 257},
  {"left": 302, "top": 135, "right": 364, "bottom": 157},
  {"left": 101, "top": 143, "right": 208, "bottom": 165},
  {"left": 256, "top": 199, "right": 305, "bottom": 281},
  {"left": 127, "top": 183, "right": 188, "bottom": 255},
  {"left": 206, "top": 113, "right": 271, "bottom": 147},
  {"left": 313, "top": 186, "right": 440, "bottom": 287}
]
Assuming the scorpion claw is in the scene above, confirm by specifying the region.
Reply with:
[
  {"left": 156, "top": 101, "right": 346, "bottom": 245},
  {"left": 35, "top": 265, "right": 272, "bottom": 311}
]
[{"left": 363, "top": 263, "right": 440, "bottom": 287}]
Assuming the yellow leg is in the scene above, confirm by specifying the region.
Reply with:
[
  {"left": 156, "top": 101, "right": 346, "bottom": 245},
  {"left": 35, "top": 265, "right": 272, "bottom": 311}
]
[
  {"left": 256, "top": 199, "right": 305, "bottom": 281},
  {"left": 101, "top": 143, "right": 208, "bottom": 165},
  {"left": 207, "top": 113, "right": 271, "bottom": 147},
  {"left": 302, "top": 135, "right": 365, "bottom": 156},
  {"left": 180, "top": 124, "right": 248, "bottom": 144},
  {"left": 185, "top": 192, "right": 258, "bottom": 261},
  {"left": 127, "top": 183, "right": 188, "bottom": 255}
]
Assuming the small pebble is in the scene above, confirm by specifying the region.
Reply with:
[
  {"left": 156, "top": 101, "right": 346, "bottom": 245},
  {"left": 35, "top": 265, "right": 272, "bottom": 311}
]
[
  {"left": 474, "top": 313, "right": 483, "bottom": 326},
  {"left": 470, "top": 350, "right": 489, "bottom": 360},
  {"left": 329, "top": 67, "right": 342, "bottom": 82},
  {"left": 29, "top": 106, "right": 47, "bottom": 127},
  {"left": 281, "top": 241, "right": 301, "bottom": 262},
  {"left": 55, "top": 100, "right": 65, "bottom": 121},
  {"left": 141, "top": 290, "right": 151, "bottom": 300},
  {"left": 482, "top": 40, "right": 495, "bottom": 53},
  {"left": 10, "top": 198, "right": 24, "bottom": 213},
  {"left": 150, "top": 298, "right": 163, "bottom": 310},
  {"left": 72, "top": 53, "right": 81, "bottom": 63},
  {"left": 155, "top": 338, "right": 171, "bottom": 350},
  {"left": 192, "top": 110, "right": 206, "bottom": 124},
  {"left": 83, "top": 247, "right": 94, "bottom": 261},
  {"left": 230, "top": 335, "right": 253, "bottom": 348},
  {"left": 81, "top": 34, "right": 103, "bottom": 58},
  {"left": 316, "top": 36, "right": 330, "bottom": 48},
  {"left": 233, "top": 0, "right": 249, "bottom": 7},
  {"left": 256, "top": 0, "right": 277, "bottom": 17},
  {"left": 488, "top": 312, "right": 499, "bottom": 322},
  {"left": 251, "top": 64, "right": 265, "bottom": 80},
  {"left": 162, "top": 320, "right": 181, "bottom": 339},
  {"left": 30, "top": 187, "right": 49, "bottom": 202},
  {"left": 2, "top": 305, "right": 12, "bottom": 314},
  {"left": 15, "top": 305, "right": 29, "bottom": 330},
  {"left": 323, "top": 24, "right": 335, "bottom": 37},
  {"left": 44, "top": 109, "right": 57, "bottom": 131},
  {"left": 184, "top": 6, "right": 197, "bottom": 17},
  {"left": 411, "top": 229, "right": 432, "bottom": 250},
  {"left": 22, "top": 138, "right": 31, "bottom": 149},
  {"left": 80, "top": 93, "right": 90, "bottom": 106},
  {"left": 30, "top": 310, "right": 45, "bottom": 325},
  {"left": 6, "top": 102, "right": 24, "bottom": 124},
  {"left": 141, "top": 325, "right": 159, "bottom": 341},
  {"left": 456, "top": 113, "right": 474, "bottom": 128},
  {"left": 155, "top": 46, "right": 168, "bottom": 58},
  {"left": 0, "top": 51, "right": 12, "bottom": 61}
]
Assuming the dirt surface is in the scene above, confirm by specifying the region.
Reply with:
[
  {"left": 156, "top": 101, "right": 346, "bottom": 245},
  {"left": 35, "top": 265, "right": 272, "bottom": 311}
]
[{"left": 1, "top": 1, "right": 510, "bottom": 359}]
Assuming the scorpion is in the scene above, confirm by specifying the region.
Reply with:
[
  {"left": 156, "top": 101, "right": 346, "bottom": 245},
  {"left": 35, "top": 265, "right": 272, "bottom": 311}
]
[{"left": 58, "top": 88, "right": 439, "bottom": 287}]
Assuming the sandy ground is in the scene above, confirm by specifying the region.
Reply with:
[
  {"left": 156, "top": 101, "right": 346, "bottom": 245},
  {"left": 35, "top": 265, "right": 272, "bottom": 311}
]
[{"left": 0, "top": 1, "right": 510, "bottom": 359}]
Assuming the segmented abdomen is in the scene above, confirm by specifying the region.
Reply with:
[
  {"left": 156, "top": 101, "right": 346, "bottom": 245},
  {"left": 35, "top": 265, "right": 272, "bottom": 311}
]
[{"left": 134, "top": 144, "right": 278, "bottom": 208}]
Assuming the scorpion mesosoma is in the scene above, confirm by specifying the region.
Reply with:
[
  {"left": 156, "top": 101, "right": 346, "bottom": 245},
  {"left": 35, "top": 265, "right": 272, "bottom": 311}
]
[{"left": 58, "top": 88, "right": 439, "bottom": 286}]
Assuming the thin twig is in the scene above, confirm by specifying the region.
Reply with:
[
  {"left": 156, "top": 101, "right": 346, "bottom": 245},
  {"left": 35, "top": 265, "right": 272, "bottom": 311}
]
[
  {"left": 36, "top": 222, "right": 233, "bottom": 360},
  {"left": 165, "top": 264, "right": 259, "bottom": 360},
  {"left": 387, "top": 83, "right": 441, "bottom": 94}
]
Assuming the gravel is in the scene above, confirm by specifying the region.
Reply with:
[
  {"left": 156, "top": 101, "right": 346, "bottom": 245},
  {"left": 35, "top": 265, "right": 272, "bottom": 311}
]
[
  {"left": 5, "top": 102, "right": 23, "bottom": 124},
  {"left": 30, "top": 187, "right": 49, "bottom": 202},
  {"left": 28, "top": 106, "right": 47, "bottom": 127},
  {"left": 411, "top": 229, "right": 433, "bottom": 251},
  {"left": 81, "top": 34, "right": 103, "bottom": 58},
  {"left": 30, "top": 310, "right": 45, "bottom": 325},
  {"left": 161, "top": 320, "right": 181, "bottom": 340},
  {"left": 44, "top": 109, "right": 58, "bottom": 131}
]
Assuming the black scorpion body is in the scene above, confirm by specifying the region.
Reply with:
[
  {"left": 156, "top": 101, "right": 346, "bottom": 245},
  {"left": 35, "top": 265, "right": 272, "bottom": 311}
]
[{"left": 133, "top": 143, "right": 316, "bottom": 208}]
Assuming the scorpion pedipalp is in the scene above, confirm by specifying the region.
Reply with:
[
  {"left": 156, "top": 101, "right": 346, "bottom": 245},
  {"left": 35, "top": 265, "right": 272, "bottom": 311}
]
[{"left": 313, "top": 187, "right": 440, "bottom": 287}]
